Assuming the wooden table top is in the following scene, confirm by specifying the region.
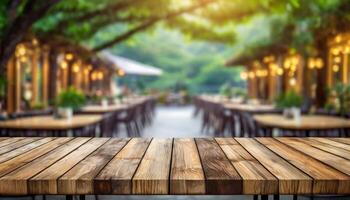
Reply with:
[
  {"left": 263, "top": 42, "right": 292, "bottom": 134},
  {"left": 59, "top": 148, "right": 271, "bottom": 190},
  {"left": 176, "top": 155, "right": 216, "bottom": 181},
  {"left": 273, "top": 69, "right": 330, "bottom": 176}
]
[
  {"left": 0, "top": 115, "right": 102, "bottom": 130},
  {"left": 80, "top": 104, "right": 128, "bottom": 114},
  {"left": 254, "top": 114, "right": 350, "bottom": 130},
  {"left": 0, "top": 137, "right": 348, "bottom": 195},
  {"left": 224, "top": 103, "right": 276, "bottom": 112}
]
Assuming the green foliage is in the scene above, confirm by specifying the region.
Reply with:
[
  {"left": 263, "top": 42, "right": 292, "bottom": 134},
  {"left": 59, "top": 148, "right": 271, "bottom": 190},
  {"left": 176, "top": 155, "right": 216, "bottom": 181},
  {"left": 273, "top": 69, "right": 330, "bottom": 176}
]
[
  {"left": 112, "top": 28, "right": 242, "bottom": 94},
  {"left": 327, "top": 82, "right": 350, "bottom": 116},
  {"left": 31, "top": 102, "right": 47, "bottom": 110},
  {"left": 0, "top": 74, "right": 6, "bottom": 99},
  {"left": 56, "top": 87, "right": 86, "bottom": 109},
  {"left": 275, "top": 90, "right": 302, "bottom": 109},
  {"left": 219, "top": 83, "right": 232, "bottom": 98}
]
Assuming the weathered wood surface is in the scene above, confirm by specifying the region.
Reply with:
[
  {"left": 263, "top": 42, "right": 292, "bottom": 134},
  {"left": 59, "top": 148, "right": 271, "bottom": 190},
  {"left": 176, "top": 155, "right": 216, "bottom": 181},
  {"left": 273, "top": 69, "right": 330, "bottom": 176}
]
[{"left": 0, "top": 137, "right": 348, "bottom": 195}]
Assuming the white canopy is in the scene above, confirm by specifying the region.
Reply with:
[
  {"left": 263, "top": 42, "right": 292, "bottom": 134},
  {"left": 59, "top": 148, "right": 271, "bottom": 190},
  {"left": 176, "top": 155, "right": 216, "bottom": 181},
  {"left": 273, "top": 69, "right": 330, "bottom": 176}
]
[{"left": 101, "top": 51, "right": 163, "bottom": 76}]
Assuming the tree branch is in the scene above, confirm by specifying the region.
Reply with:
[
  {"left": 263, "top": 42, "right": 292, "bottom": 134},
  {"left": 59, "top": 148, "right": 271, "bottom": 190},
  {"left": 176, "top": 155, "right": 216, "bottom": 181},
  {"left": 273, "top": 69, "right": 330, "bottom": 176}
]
[
  {"left": 47, "top": 0, "right": 141, "bottom": 34},
  {"left": 0, "top": 0, "right": 61, "bottom": 73},
  {"left": 92, "top": 0, "right": 215, "bottom": 51}
]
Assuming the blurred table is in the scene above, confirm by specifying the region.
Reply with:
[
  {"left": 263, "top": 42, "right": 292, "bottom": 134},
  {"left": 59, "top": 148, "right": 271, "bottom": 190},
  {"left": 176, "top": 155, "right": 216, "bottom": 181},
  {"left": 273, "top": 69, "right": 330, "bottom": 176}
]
[
  {"left": 253, "top": 114, "right": 350, "bottom": 136},
  {"left": 224, "top": 103, "right": 276, "bottom": 113},
  {"left": 80, "top": 104, "right": 128, "bottom": 114},
  {"left": 0, "top": 115, "right": 102, "bottom": 136}
]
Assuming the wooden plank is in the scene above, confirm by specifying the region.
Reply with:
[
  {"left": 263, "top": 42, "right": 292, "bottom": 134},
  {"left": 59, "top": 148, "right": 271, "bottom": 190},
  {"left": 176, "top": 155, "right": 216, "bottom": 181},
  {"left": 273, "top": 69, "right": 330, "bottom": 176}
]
[
  {"left": 257, "top": 138, "right": 350, "bottom": 194},
  {"left": 0, "top": 138, "right": 90, "bottom": 195},
  {"left": 94, "top": 138, "right": 151, "bottom": 194},
  {"left": 0, "top": 138, "right": 71, "bottom": 178},
  {"left": 0, "top": 137, "right": 40, "bottom": 155},
  {"left": 58, "top": 138, "right": 129, "bottom": 194},
  {"left": 170, "top": 138, "right": 205, "bottom": 195},
  {"left": 0, "top": 137, "right": 24, "bottom": 148},
  {"left": 195, "top": 138, "right": 242, "bottom": 195},
  {"left": 132, "top": 138, "right": 173, "bottom": 195},
  {"left": 236, "top": 138, "right": 312, "bottom": 194},
  {"left": 311, "top": 138, "right": 350, "bottom": 152},
  {"left": 216, "top": 138, "right": 277, "bottom": 195},
  {"left": 277, "top": 138, "right": 350, "bottom": 176},
  {"left": 29, "top": 138, "right": 109, "bottom": 194},
  {"left": 0, "top": 137, "right": 55, "bottom": 163},
  {"left": 299, "top": 138, "right": 350, "bottom": 160},
  {"left": 331, "top": 138, "right": 350, "bottom": 145}
]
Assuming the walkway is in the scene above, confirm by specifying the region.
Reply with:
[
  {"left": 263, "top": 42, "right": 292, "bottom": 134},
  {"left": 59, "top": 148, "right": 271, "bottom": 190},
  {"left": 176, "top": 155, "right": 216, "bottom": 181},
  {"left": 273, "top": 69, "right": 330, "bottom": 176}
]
[{"left": 142, "top": 105, "right": 204, "bottom": 138}]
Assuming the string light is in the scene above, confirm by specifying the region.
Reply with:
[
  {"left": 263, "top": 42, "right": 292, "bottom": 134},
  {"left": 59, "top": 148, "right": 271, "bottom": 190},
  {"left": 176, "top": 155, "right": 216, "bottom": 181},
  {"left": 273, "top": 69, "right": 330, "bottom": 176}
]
[
  {"left": 248, "top": 71, "right": 255, "bottom": 79},
  {"left": 332, "top": 65, "right": 340, "bottom": 72},
  {"left": 117, "top": 69, "right": 125, "bottom": 77},
  {"left": 97, "top": 71, "right": 104, "bottom": 80},
  {"left": 91, "top": 72, "right": 97, "bottom": 80},
  {"left": 289, "top": 78, "right": 296, "bottom": 86},
  {"left": 334, "top": 56, "right": 341, "bottom": 63},
  {"left": 65, "top": 53, "right": 74, "bottom": 61},
  {"left": 276, "top": 68, "right": 283, "bottom": 75},
  {"left": 72, "top": 63, "right": 80, "bottom": 73},
  {"left": 16, "top": 44, "right": 26, "bottom": 57},
  {"left": 240, "top": 72, "right": 248, "bottom": 80},
  {"left": 60, "top": 61, "right": 68, "bottom": 69}
]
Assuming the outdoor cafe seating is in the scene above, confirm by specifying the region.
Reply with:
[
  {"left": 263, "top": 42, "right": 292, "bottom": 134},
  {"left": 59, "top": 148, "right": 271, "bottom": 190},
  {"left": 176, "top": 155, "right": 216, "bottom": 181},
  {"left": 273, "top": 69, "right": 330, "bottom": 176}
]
[
  {"left": 0, "top": 97, "right": 156, "bottom": 138},
  {"left": 194, "top": 96, "right": 350, "bottom": 137}
]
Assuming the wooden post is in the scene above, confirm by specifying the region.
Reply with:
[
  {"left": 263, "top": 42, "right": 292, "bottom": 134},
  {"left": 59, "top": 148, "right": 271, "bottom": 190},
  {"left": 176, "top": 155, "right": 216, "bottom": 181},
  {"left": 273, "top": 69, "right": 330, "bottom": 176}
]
[
  {"left": 15, "top": 58, "right": 21, "bottom": 112},
  {"left": 6, "top": 57, "right": 15, "bottom": 113},
  {"left": 42, "top": 46, "right": 50, "bottom": 105},
  {"left": 48, "top": 50, "right": 58, "bottom": 103},
  {"left": 342, "top": 51, "right": 348, "bottom": 84},
  {"left": 31, "top": 47, "right": 38, "bottom": 106}
]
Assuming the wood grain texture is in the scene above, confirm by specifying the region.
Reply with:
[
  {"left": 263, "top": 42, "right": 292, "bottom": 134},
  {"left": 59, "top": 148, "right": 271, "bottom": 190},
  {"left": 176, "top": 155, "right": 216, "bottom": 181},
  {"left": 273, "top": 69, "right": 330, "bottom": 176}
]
[
  {"left": 0, "top": 137, "right": 346, "bottom": 195},
  {"left": 0, "top": 138, "right": 70, "bottom": 179},
  {"left": 278, "top": 138, "right": 350, "bottom": 176},
  {"left": 0, "top": 137, "right": 55, "bottom": 164},
  {"left": 298, "top": 138, "right": 350, "bottom": 160},
  {"left": 132, "top": 138, "right": 173, "bottom": 194},
  {"left": 170, "top": 138, "right": 205, "bottom": 195},
  {"left": 0, "top": 137, "right": 40, "bottom": 155},
  {"left": 331, "top": 138, "right": 350, "bottom": 145},
  {"left": 95, "top": 138, "right": 151, "bottom": 194},
  {"left": 0, "top": 137, "right": 23, "bottom": 148},
  {"left": 195, "top": 138, "right": 242, "bottom": 194},
  {"left": 0, "top": 138, "right": 90, "bottom": 195},
  {"left": 216, "top": 138, "right": 277, "bottom": 195},
  {"left": 29, "top": 138, "right": 109, "bottom": 194},
  {"left": 257, "top": 138, "right": 350, "bottom": 194},
  {"left": 236, "top": 138, "right": 312, "bottom": 194},
  {"left": 58, "top": 138, "right": 129, "bottom": 194},
  {"left": 315, "top": 138, "right": 350, "bottom": 151}
]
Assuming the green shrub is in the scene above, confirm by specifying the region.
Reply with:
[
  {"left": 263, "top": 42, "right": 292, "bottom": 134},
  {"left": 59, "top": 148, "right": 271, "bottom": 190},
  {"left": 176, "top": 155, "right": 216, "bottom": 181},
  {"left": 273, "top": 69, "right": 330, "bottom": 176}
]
[
  {"left": 219, "top": 83, "right": 232, "bottom": 98},
  {"left": 0, "top": 75, "right": 6, "bottom": 99},
  {"left": 327, "top": 82, "right": 350, "bottom": 116},
  {"left": 275, "top": 90, "right": 302, "bottom": 109},
  {"left": 56, "top": 87, "right": 86, "bottom": 109}
]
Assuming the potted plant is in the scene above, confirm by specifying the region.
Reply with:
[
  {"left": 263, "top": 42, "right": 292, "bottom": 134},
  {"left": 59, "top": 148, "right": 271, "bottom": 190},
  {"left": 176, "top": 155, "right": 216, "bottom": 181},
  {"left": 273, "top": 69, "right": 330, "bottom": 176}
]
[
  {"left": 327, "top": 82, "right": 350, "bottom": 117},
  {"left": 101, "top": 96, "right": 109, "bottom": 107},
  {"left": 275, "top": 90, "right": 302, "bottom": 120},
  {"left": 0, "top": 75, "right": 6, "bottom": 111},
  {"left": 219, "top": 83, "right": 232, "bottom": 99},
  {"left": 56, "top": 87, "right": 86, "bottom": 119}
]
